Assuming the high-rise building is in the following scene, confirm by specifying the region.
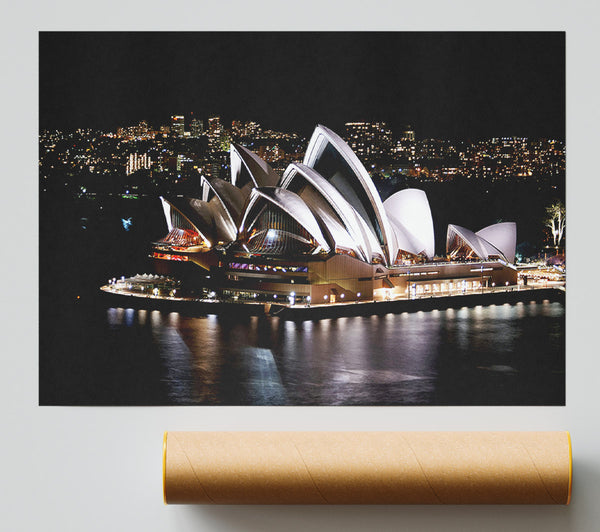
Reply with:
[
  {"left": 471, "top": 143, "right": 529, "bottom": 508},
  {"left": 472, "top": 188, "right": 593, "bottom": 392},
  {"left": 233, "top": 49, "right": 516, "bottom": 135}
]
[
  {"left": 176, "top": 154, "right": 195, "bottom": 172},
  {"left": 190, "top": 118, "right": 204, "bottom": 137},
  {"left": 401, "top": 125, "right": 415, "bottom": 142},
  {"left": 126, "top": 153, "right": 152, "bottom": 175},
  {"left": 207, "top": 116, "right": 224, "bottom": 152},
  {"left": 208, "top": 116, "right": 222, "bottom": 134},
  {"left": 345, "top": 122, "right": 393, "bottom": 161},
  {"left": 171, "top": 115, "right": 185, "bottom": 137}
]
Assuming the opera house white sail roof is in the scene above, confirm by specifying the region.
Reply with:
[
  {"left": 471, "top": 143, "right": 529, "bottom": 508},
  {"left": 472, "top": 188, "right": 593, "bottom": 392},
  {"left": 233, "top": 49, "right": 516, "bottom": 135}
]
[
  {"left": 303, "top": 125, "right": 396, "bottom": 263},
  {"left": 157, "top": 125, "right": 517, "bottom": 267},
  {"left": 446, "top": 222, "right": 517, "bottom": 263},
  {"left": 240, "top": 186, "right": 331, "bottom": 255},
  {"left": 230, "top": 143, "right": 279, "bottom": 189},
  {"left": 383, "top": 188, "right": 435, "bottom": 260},
  {"left": 280, "top": 162, "right": 384, "bottom": 263}
]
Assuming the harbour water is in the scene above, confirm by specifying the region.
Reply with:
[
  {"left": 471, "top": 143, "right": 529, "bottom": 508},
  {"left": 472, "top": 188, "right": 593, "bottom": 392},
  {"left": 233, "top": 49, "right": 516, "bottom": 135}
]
[
  {"left": 40, "top": 298, "right": 564, "bottom": 405},
  {"left": 39, "top": 195, "right": 565, "bottom": 405}
]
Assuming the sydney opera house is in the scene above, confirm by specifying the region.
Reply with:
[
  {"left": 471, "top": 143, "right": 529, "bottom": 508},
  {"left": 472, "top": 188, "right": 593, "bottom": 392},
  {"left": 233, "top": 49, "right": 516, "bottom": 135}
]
[{"left": 152, "top": 125, "right": 517, "bottom": 304}]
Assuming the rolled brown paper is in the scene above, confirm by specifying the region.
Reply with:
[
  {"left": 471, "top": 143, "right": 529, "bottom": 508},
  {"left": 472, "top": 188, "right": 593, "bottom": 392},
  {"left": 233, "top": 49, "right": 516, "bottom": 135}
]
[{"left": 163, "top": 431, "right": 572, "bottom": 505}]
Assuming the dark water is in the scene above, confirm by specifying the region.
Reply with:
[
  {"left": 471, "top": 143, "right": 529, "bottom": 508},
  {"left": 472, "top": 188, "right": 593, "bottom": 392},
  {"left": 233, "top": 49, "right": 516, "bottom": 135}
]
[
  {"left": 40, "top": 300, "right": 565, "bottom": 406},
  {"left": 39, "top": 195, "right": 565, "bottom": 405}
]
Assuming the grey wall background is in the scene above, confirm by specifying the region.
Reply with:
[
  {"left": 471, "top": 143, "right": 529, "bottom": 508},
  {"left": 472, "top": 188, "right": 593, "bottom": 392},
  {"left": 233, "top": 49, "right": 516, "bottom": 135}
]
[{"left": 2, "top": 1, "right": 599, "bottom": 530}]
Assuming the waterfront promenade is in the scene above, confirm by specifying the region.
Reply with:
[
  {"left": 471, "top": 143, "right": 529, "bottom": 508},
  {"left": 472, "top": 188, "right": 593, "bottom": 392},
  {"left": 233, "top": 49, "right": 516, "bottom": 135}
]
[{"left": 100, "top": 283, "right": 564, "bottom": 320}]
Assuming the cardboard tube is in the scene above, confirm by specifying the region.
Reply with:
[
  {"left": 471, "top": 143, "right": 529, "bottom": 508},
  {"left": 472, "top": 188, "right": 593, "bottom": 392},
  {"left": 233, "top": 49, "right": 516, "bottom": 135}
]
[{"left": 163, "top": 431, "right": 572, "bottom": 505}]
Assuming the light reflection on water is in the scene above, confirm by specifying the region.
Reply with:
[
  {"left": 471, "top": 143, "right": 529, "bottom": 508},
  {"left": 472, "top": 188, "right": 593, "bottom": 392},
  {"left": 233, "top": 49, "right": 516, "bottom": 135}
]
[{"left": 102, "top": 301, "right": 565, "bottom": 406}]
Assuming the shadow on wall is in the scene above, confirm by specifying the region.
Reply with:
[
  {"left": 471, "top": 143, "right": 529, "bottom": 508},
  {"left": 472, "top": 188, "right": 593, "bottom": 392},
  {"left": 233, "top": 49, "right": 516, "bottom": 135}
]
[{"left": 180, "top": 503, "right": 574, "bottom": 532}]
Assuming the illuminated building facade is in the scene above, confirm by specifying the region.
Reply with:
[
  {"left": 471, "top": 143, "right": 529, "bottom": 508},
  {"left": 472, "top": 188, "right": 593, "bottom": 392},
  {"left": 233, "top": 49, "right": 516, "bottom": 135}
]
[
  {"left": 126, "top": 152, "right": 152, "bottom": 175},
  {"left": 207, "top": 116, "right": 224, "bottom": 153},
  {"left": 152, "top": 125, "right": 517, "bottom": 303},
  {"left": 190, "top": 118, "right": 203, "bottom": 137},
  {"left": 171, "top": 115, "right": 185, "bottom": 137},
  {"left": 401, "top": 125, "right": 415, "bottom": 142},
  {"left": 345, "top": 122, "right": 393, "bottom": 161}
]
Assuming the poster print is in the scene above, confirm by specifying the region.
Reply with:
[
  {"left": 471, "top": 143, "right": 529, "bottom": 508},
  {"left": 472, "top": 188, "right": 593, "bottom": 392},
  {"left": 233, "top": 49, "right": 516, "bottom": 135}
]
[{"left": 39, "top": 32, "right": 565, "bottom": 405}]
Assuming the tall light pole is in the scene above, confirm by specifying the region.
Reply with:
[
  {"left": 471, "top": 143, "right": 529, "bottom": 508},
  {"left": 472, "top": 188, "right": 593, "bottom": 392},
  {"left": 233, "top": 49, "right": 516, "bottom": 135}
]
[{"left": 480, "top": 264, "right": 484, "bottom": 294}]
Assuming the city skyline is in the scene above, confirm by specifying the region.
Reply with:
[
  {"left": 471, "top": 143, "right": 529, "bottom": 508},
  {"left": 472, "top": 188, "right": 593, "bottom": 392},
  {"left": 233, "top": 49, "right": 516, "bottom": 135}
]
[
  {"left": 39, "top": 32, "right": 565, "bottom": 140},
  {"left": 41, "top": 114, "right": 565, "bottom": 143},
  {"left": 40, "top": 117, "right": 565, "bottom": 189}
]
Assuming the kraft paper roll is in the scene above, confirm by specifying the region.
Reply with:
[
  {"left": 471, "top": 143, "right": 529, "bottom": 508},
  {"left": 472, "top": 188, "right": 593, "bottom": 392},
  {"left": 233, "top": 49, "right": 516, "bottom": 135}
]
[{"left": 163, "top": 431, "right": 572, "bottom": 505}]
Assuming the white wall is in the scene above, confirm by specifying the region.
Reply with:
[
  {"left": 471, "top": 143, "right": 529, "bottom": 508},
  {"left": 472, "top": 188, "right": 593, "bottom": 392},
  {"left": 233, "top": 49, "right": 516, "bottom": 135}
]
[{"left": 2, "top": 2, "right": 599, "bottom": 531}]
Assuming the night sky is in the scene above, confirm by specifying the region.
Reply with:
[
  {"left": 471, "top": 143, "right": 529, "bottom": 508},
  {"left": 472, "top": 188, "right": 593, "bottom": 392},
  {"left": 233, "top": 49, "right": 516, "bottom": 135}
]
[{"left": 39, "top": 32, "right": 565, "bottom": 140}]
